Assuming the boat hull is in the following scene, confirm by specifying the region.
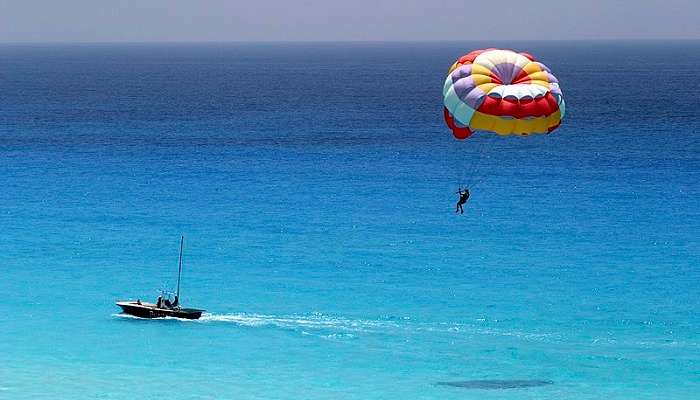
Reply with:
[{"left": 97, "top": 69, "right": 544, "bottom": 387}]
[{"left": 116, "top": 301, "right": 204, "bottom": 320}]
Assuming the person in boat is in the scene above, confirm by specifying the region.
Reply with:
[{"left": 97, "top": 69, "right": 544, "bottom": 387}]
[
  {"left": 455, "top": 187, "right": 470, "bottom": 214},
  {"left": 156, "top": 295, "right": 163, "bottom": 308},
  {"left": 163, "top": 298, "right": 173, "bottom": 309},
  {"left": 172, "top": 296, "right": 179, "bottom": 308}
]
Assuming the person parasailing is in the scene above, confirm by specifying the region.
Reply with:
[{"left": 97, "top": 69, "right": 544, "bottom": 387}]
[
  {"left": 442, "top": 49, "right": 566, "bottom": 214},
  {"left": 455, "top": 187, "right": 470, "bottom": 214}
]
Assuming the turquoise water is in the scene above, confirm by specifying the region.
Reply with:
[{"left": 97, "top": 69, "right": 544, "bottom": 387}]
[{"left": 0, "top": 42, "right": 698, "bottom": 399}]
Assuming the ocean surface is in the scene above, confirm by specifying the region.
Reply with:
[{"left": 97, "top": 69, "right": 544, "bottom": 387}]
[{"left": 0, "top": 41, "right": 698, "bottom": 399}]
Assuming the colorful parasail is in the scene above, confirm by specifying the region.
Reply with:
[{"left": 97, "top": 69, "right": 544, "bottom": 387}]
[{"left": 443, "top": 48, "right": 565, "bottom": 139}]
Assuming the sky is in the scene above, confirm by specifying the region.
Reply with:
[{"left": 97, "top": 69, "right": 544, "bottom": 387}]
[{"left": 0, "top": 0, "right": 698, "bottom": 42}]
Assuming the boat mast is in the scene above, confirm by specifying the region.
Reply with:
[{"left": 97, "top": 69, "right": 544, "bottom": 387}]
[{"left": 176, "top": 235, "right": 184, "bottom": 300}]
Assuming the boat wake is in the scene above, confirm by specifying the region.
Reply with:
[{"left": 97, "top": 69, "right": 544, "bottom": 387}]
[
  {"left": 113, "top": 312, "right": 557, "bottom": 342},
  {"left": 436, "top": 380, "right": 554, "bottom": 390},
  {"left": 198, "top": 312, "right": 397, "bottom": 335}
]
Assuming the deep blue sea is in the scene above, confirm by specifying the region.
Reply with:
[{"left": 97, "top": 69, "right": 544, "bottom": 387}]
[{"left": 0, "top": 42, "right": 698, "bottom": 399}]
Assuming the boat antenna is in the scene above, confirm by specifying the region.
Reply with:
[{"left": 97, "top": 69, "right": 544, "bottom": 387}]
[{"left": 176, "top": 235, "right": 184, "bottom": 300}]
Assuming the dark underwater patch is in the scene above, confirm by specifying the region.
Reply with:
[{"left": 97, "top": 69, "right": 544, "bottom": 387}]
[{"left": 436, "top": 379, "right": 554, "bottom": 389}]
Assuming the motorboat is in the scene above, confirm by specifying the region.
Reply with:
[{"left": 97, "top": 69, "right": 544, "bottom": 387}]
[
  {"left": 116, "top": 236, "right": 205, "bottom": 320},
  {"left": 115, "top": 299, "right": 204, "bottom": 319}
]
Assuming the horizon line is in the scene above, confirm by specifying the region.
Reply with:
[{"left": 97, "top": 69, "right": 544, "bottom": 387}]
[{"left": 1, "top": 38, "right": 699, "bottom": 45}]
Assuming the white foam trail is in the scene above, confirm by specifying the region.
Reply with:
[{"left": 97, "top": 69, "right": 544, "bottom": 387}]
[
  {"left": 197, "top": 312, "right": 395, "bottom": 333},
  {"left": 112, "top": 313, "right": 144, "bottom": 320},
  {"left": 114, "top": 312, "right": 557, "bottom": 342}
]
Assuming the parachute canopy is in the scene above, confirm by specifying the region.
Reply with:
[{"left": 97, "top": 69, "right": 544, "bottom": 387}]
[{"left": 443, "top": 49, "right": 565, "bottom": 139}]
